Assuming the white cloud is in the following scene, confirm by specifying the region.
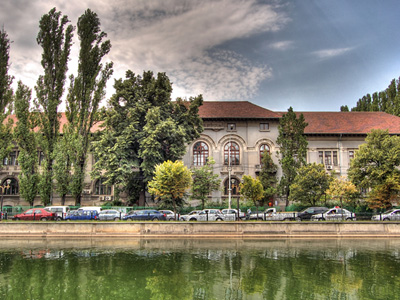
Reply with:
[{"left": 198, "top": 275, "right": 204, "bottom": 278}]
[
  {"left": 312, "top": 47, "right": 354, "bottom": 59},
  {"left": 2, "top": 0, "right": 289, "bottom": 105},
  {"left": 269, "top": 40, "right": 294, "bottom": 50}
]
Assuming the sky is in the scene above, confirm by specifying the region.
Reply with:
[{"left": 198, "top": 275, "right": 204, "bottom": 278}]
[{"left": 2, "top": 0, "right": 400, "bottom": 112}]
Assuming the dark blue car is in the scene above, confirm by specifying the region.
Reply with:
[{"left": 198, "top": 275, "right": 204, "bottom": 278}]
[
  {"left": 65, "top": 210, "right": 99, "bottom": 221},
  {"left": 123, "top": 210, "right": 166, "bottom": 221}
]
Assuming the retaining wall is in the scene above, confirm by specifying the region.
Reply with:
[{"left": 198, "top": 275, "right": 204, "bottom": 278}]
[{"left": 1, "top": 221, "right": 400, "bottom": 239}]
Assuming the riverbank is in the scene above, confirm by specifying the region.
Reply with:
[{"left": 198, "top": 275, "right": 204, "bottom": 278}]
[{"left": 1, "top": 221, "right": 400, "bottom": 239}]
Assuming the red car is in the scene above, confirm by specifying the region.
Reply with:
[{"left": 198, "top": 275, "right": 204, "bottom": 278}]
[{"left": 12, "top": 208, "right": 57, "bottom": 221}]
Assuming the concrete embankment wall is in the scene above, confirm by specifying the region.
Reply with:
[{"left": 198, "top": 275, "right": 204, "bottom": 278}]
[{"left": 1, "top": 222, "right": 400, "bottom": 239}]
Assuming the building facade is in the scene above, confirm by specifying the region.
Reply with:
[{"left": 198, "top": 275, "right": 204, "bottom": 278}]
[{"left": 2, "top": 101, "right": 400, "bottom": 207}]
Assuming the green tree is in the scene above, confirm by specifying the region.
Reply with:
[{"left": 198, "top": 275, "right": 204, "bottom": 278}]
[
  {"left": 258, "top": 151, "right": 277, "bottom": 205},
  {"left": 348, "top": 129, "right": 400, "bottom": 208},
  {"left": 276, "top": 107, "right": 308, "bottom": 206},
  {"left": 64, "top": 9, "right": 113, "bottom": 205},
  {"left": 14, "top": 82, "right": 39, "bottom": 205},
  {"left": 92, "top": 70, "right": 203, "bottom": 205},
  {"left": 148, "top": 160, "right": 192, "bottom": 214},
  {"left": 366, "top": 174, "right": 400, "bottom": 210},
  {"left": 326, "top": 176, "right": 358, "bottom": 208},
  {"left": 0, "top": 27, "right": 14, "bottom": 162},
  {"left": 289, "top": 163, "right": 331, "bottom": 206},
  {"left": 190, "top": 157, "right": 221, "bottom": 209},
  {"left": 239, "top": 175, "right": 264, "bottom": 211},
  {"left": 34, "top": 8, "right": 73, "bottom": 205}
]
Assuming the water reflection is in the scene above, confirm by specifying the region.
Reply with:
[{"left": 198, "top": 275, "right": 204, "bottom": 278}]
[{"left": 0, "top": 239, "right": 399, "bottom": 299}]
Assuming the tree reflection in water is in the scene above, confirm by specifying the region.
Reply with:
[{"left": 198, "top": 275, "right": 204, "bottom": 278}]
[{"left": 0, "top": 239, "right": 398, "bottom": 299}]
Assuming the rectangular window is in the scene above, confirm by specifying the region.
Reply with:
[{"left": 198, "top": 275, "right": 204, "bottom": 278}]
[
  {"left": 227, "top": 123, "right": 236, "bottom": 131},
  {"left": 3, "top": 151, "right": 18, "bottom": 166},
  {"left": 319, "top": 150, "right": 338, "bottom": 166},
  {"left": 324, "top": 151, "right": 332, "bottom": 165},
  {"left": 332, "top": 151, "right": 338, "bottom": 166},
  {"left": 259, "top": 123, "right": 269, "bottom": 131},
  {"left": 318, "top": 151, "right": 324, "bottom": 164},
  {"left": 349, "top": 150, "right": 354, "bottom": 160}
]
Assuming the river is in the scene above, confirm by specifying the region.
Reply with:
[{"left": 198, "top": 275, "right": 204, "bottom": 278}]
[{"left": 0, "top": 238, "right": 398, "bottom": 299}]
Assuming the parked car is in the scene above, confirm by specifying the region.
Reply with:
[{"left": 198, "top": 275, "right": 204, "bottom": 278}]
[
  {"left": 311, "top": 207, "right": 356, "bottom": 221},
  {"left": 12, "top": 208, "right": 57, "bottom": 221},
  {"left": 98, "top": 209, "right": 125, "bottom": 221},
  {"left": 183, "top": 209, "right": 225, "bottom": 221},
  {"left": 44, "top": 205, "right": 70, "bottom": 221},
  {"left": 159, "top": 210, "right": 178, "bottom": 221},
  {"left": 249, "top": 208, "right": 298, "bottom": 221},
  {"left": 123, "top": 210, "right": 167, "bottom": 221},
  {"left": 371, "top": 209, "right": 400, "bottom": 221},
  {"left": 179, "top": 210, "right": 201, "bottom": 221},
  {"left": 221, "top": 209, "right": 246, "bottom": 220},
  {"left": 65, "top": 210, "right": 99, "bottom": 221},
  {"left": 296, "top": 207, "right": 329, "bottom": 221}
]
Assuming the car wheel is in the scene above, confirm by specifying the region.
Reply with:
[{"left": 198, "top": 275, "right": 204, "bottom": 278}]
[
  {"left": 14, "top": 217, "right": 20, "bottom": 221},
  {"left": 66, "top": 219, "right": 71, "bottom": 222},
  {"left": 216, "top": 218, "right": 223, "bottom": 221},
  {"left": 56, "top": 217, "right": 62, "bottom": 221},
  {"left": 383, "top": 218, "right": 390, "bottom": 221},
  {"left": 114, "top": 217, "right": 119, "bottom": 221},
  {"left": 40, "top": 217, "right": 47, "bottom": 221},
  {"left": 346, "top": 217, "right": 353, "bottom": 221},
  {"left": 296, "top": 217, "right": 302, "bottom": 222},
  {"left": 152, "top": 217, "right": 159, "bottom": 221},
  {"left": 319, "top": 218, "right": 325, "bottom": 221},
  {"left": 129, "top": 218, "right": 134, "bottom": 221},
  {"left": 189, "top": 218, "right": 197, "bottom": 221},
  {"left": 257, "top": 218, "right": 263, "bottom": 221}
]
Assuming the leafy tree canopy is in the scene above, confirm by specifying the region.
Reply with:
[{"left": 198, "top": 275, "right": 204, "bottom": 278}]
[
  {"left": 190, "top": 157, "right": 221, "bottom": 210},
  {"left": 239, "top": 175, "right": 264, "bottom": 209},
  {"left": 289, "top": 163, "right": 331, "bottom": 206},
  {"left": 92, "top": 70, "right": 203, "bottom": 204},
  {"left": 276, "top": 106, "right": 308, "bottom": 206},
  {"left": 148, "top": 160, "right": 192, "bottom": 212}
]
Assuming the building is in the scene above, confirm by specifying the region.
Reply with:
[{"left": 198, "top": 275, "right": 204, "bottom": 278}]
[{"left": 2, "top": 101, "right": 400, "bottom": 207}]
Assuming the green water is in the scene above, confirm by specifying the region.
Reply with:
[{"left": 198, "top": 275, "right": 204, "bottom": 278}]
[{"left": 0, "top": 238, "right": 399, "bottom": 299}]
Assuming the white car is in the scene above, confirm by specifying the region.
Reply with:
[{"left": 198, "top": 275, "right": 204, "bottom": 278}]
[
  {"left": 311, "top": 207, "right": 356, "bottom": 221},
  {"left": 179, "top": 210, "right": 201, "bottom": 221},
  {"left": 181, "top": 209, "right": 225, "bottom": 221},
  {"left": 221, "top": 209, "right": 246, "bottom": 220},
  {"left": 371, "top": 209, "right": 400, "bottom": 221}
]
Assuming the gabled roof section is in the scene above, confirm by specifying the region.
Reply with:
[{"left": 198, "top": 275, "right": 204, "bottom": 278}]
[
  {"left": 293, "top": 111, "right": 400, "bottom": 135},
  {"left": 199, "top": 101, "right": 281, "bottom": 119}
]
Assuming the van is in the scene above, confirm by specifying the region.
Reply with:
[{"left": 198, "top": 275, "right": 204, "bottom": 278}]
[
  {"left": 77, "top": 206, "right": 102, "bottom": 214},
  {"left": 44, "top": 206, "right": 70, "bottom": 220}
]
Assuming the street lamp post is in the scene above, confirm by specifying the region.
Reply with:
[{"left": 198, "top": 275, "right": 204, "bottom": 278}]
[{"left": 0, "top": 179, "right": 11, "bottom": 219}]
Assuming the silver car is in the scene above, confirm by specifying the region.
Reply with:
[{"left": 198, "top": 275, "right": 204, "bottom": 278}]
[
  {"left": 159, "top": 210, "right": 178, "bottom": 221},
  {"left": 371, "top": 209, "right": 400, "bottom": 221},
  {"left": 311, "top": 207, "right": 356, "bottom": 221},
  {"left": 98, "top": 209, "right": 125, "bottom": 221}
]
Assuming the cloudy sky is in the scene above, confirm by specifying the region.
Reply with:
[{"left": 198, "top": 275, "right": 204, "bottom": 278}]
[{"left": 2, "top": 0, "right": 400, "bottom": 111}]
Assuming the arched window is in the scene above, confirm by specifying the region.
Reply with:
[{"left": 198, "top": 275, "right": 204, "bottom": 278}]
[
  {"left": 193, "top": 142, "right": 209, "bottom": 166},
  {"left": 3, "top": 178, "right": 18, "bottom": 195},
  {"left": 260, "top": 144, "right": 270, "bottom": 163},
  {"left": 94, "top": 178, "right": 112, "bottom": 195},
  {"left": 224, "top": 142, "right": 240, "bottom": 165},
  {"left": 224, "top": 178, "right": 240, "bottom": 195}
]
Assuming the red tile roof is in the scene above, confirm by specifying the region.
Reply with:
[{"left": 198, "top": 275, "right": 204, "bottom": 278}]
[
  {"left": 8, "top": 101, "right": 400, "bottom": 135},
  {"left": 296, "top": 111, "right": 400, "bottom": 135},
  {"left": 199, "top": 101, "right": 281, "bottom": 119}
]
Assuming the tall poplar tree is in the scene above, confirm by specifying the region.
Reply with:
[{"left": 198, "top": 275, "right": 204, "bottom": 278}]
[
  {"left": 34, "top": 8, "right": 73, "bottom": 205},
  {"left": 276, "top": 107, "right": 308, "bottom": 207},
  {"left": 14, "top": 82, "right": 39, "bottom": 205},
  {"left": 92, "top": 70, "right": 203, "bottom": 205},
  {"left": 0, "top": 27, "right": 14, "bottom": 162},
  {"left": 62, "top": 9, "right": 113, "bottom": 205},
  {"left": 258, "top": 151, "right": 278, "bottom": 205}
]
